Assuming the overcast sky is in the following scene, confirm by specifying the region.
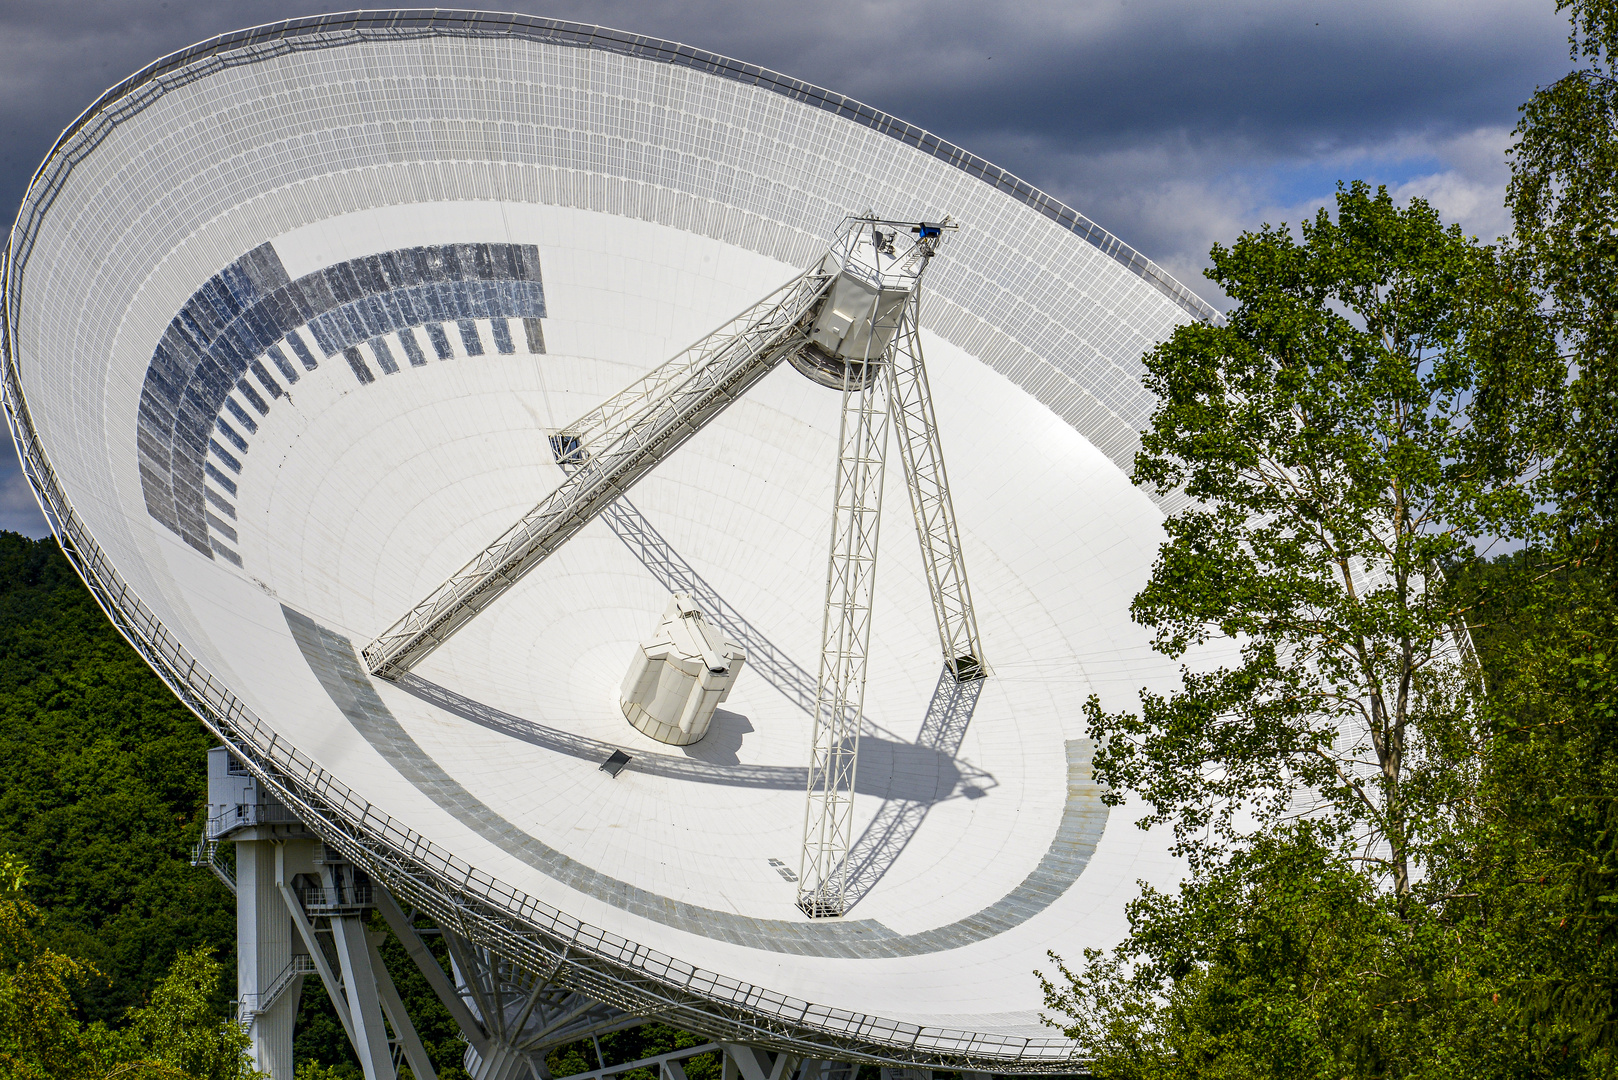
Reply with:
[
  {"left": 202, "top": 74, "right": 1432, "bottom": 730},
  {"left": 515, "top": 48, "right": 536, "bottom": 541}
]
[{"left": 0, "top": 0, "right": 1577, "bottom": 537}]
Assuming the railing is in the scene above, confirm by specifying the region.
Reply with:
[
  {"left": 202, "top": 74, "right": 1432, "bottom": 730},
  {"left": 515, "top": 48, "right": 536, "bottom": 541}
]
[
  {"left": 190, "top": 836, "right": 236, "bottom": 895},
  {"left": 205, "top": 801, "right": 304, "bottom": 839},
  {"left": 239, "top": 955, "right": 317, "bottom": 1023},
  {"left": 297, "top": 882, "right": 375, "bottom": 912},
  {"left": 556, "top": 1041, "right": 722, "bottom": 1080}
]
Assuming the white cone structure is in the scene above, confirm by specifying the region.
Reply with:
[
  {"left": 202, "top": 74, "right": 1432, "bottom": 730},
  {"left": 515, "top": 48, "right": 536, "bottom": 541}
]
[{"left": 621, "top": 593, "right": 747, "bottom": 744}]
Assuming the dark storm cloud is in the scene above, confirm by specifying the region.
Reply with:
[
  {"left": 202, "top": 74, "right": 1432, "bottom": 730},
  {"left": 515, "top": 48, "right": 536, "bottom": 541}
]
[
  {"left": 737, "top": 1, "right": 1565, "bottom": 156},
  {"left": 0, "top": 1, "right": 1577, "bottom": 536},
  {"left": 0, "top": 1, "right": 1572, "bottom": 217}
]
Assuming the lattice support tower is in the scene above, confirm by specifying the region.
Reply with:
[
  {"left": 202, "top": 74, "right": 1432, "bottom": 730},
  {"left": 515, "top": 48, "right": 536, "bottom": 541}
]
[
  {"left": 796, "top": 297, "right": 899, "bottom": 919},
  {"left": 886, "top": 292, "right": 987, "bottom": 682}
]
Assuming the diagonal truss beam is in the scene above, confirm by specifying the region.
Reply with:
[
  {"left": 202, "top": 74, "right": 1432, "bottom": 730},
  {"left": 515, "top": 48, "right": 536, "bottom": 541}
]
[
  {"left": 548, "top": 272, "right": 824, "bottom": 468},
  {"left": 886, "top": 293, "right": 986, "bottom": 681},
  {"left": 363, "top": 269, "right": 834, "bottom": 679}
]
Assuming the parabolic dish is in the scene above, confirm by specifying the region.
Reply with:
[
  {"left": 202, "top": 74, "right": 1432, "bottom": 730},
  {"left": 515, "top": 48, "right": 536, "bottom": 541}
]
[{"left": 2, "top": 11, "right": 1216, "bottom": 1070}]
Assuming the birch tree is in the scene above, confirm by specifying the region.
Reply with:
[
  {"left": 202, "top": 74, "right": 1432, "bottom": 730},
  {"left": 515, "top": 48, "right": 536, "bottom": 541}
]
[{"left": 1085, "top": 182, "right": 1564, "bottom": 899}]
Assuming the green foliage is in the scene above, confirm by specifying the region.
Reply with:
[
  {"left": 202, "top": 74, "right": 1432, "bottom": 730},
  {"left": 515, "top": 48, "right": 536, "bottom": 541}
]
[
  {"left": 1457, "top": 554, "right": 1618, "bottom": 1069},
  {"left": 0, "top": 859, "right": 258, "bottom": 1080},
  {"left": 0, "top": 860, "right": 105, "bottom": 1079},
  {"left": 1511, "top": 0, "right": 1618, "bottom": 564},
  {"left": 1085, "top": 181, "right": 1563, "bottom": 896},
  {"left": 120, "top": 947, "right": 259, "bottom": 1080},
  {"left": 0, "top": 533, "right": 368, "bottom": 1075},
  {"left": 1481, "top": 0, "right": 1618, "bottom": 1057},
  {"left": 1053, "top": 172, "right": 1613, "bottom": 1075},
  {"left": 293, "top": 1063, "right": 348, "bottom": 1080},
  {"left": 0, "top": 532, "right": 234, "bottom": 1024},
  {"left": 1046, "top": 547, "right": 1618, "bottom": 1078},
  {"left": 1041, "top": 826, "right": 1525, "bottom": 1080}
]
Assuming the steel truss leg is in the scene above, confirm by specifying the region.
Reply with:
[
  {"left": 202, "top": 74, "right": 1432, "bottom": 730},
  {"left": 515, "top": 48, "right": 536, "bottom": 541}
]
[
  {"left": 535, "top": 1041, "right": 821, "bottom": 1080},
  {"left": 328, "top": 913, "right": 399, "bottom": 1079},
  {"left": 275, "top": 847, "right": 360, "bottom": 1054},
  {"left": 374, "top": 889, "right": 490, "bottom": 1058},
  {"left": 351, "top": 890, "right": 863, "bottom": 1080},
  {"left": 270, "top": 845, "right": 440, "bottom": 1080},
  {"left": 878, "top": 1069, "right": 933, "bottom": 1080},
  {"left": 797, "top": 349, "right": 892, "bottom": 918},
  {"left": 722, "top": 1045, "right": 804, "bottom": 1080},
  {"left": 367, "top": 926, "right": 439, "bottom": 1080},
  {"left": 798, "top": 1062, "right": 856, "bottom": 1080},
  {"left": 379, "top": 888, "right": 642, "bottom": 1079},
  {"left": 232, "top": 828, "right": 869, "bottom": 1080},
  {"left": 449, "top": 938, "right": 644, "bottom": 1079},
  {"left": 886, "top": 296, "right": 986, "bottom": 681}
]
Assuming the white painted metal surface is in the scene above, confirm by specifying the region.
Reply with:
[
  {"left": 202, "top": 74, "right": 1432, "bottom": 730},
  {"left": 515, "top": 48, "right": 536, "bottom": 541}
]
[
  {"left": 2, "top": 12, "right": 1214, "bottom": 1070},
  {"left": 363, "top": 266, "right": 835, "bottom": 679}
]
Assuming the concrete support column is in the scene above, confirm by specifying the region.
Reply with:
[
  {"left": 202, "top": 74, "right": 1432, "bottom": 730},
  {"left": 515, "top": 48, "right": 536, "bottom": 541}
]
[{"left": 235, "top": 837, "right": 300, "bottom": 1080}]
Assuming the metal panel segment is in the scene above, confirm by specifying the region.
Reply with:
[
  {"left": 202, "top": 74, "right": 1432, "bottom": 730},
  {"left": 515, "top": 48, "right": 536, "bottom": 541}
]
[{"left": 6, "top": 11, "right": 1216, "bottom": 330}]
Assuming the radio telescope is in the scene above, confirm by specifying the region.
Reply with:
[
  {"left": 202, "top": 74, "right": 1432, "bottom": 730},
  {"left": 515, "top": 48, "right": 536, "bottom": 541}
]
[{"left": 2, "top": 12, "right": 1217, "bottom": 1080}]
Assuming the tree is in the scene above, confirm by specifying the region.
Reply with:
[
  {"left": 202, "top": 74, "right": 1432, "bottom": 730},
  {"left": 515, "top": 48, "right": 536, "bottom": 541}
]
[
  {"left": 1492, "top": 0, "right": 1618, "bottom": 1060},
  {"left": 1458, "top": 552, "right": 1618, "bottom": 1069},
  {"left": 118, "top": 948, "right": 258, "bottom": 1080},
  {"left": 1039, "top": 826, "right": 1525, "bottom": 1080},
  {"left": 1046, "top": 184, "right": 1567, "bottom": 1077},
  {"left": 0, "top": 853, "right": 105, "bottom": 1080},
  {"left": 0, "top": 851, "right": 261, "bottom": 1080},
  {"left": 293, "top": 1064, "right": 349, "bottom": 1080},
  {"left": 1084, "top": 182, "right": 1563, "bottom": 898},
  {"left": 1512, "top": 0, "right": 1618, "bottom": 566}
]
